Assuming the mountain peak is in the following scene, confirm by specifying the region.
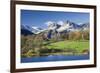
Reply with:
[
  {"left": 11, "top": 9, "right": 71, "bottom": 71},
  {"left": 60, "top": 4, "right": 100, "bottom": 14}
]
[{"left": 21, "top": 20, "right": 89, "bottom": 36}]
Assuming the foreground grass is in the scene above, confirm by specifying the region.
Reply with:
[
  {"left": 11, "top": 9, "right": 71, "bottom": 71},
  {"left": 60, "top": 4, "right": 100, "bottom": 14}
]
[{"left": 46, "top": 40, "right": 89, "bottom": 52}]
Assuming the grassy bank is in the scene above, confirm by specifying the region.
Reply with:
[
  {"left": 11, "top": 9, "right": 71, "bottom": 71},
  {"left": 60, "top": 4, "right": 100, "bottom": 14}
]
[{"left": 46, "top": 40, "right": 89, "bottom": 52}]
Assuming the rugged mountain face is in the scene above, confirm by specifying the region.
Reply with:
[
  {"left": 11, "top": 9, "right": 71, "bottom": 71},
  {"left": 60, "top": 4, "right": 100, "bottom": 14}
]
[
  {"left": 21, "top": 25, "right": 34, "bottom": 36},
  {"left": 21, "top": 25, "right": 46, "bottom": 35},
  {"left": 32, "top": 27, "right": 46, "bottom": 34},
  {"left": 46, "top": 21, "right": 89, "bottom": 32},
  {"left": 21, "top": 20, "right": 89, "bottom": 38},
  {"left": 46, "top": 20, "right": 89, "bottom": 39},
  {"left": 80, "top": 23, "right": 89, "bottom": 30}
]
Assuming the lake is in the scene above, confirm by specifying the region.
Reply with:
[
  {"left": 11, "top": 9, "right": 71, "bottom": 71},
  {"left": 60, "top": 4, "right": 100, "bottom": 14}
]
[{"left": 21, "top": 55, "right": 89, "bottom": 63}]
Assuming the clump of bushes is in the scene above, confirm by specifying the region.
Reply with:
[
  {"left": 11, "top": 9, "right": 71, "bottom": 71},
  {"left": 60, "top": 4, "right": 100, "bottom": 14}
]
[{"left": 67, "top": 30, "right": 89, "bottom": 40}]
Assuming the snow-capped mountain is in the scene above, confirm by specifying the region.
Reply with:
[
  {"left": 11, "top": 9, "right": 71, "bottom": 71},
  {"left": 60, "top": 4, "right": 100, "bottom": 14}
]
[
  {"left": 21, "top": 25, "right": 46, "bottom": 35},
  {"left": 21, "top": 20, "right": 89, "bottom": 36},
  {"left": 46, "top": 22, "right": 61, "bottom": 31},
  {"left": 21, "top": 25, "right": 34, "bottom": 35},
  {"left": 45, "top": 20, "right": 89, "bottom": 39},
  {"left": 80, "top": 23, "right": 89, "bottom": 30},
  {"left": 31, "top": 26, "right": 46, "bottom": 34},
  {"left": 21, "top": 25, "right": 35, "bottom": 31},
  {"left": 46, "top": 20, "right": 87, "bottom": 33}
]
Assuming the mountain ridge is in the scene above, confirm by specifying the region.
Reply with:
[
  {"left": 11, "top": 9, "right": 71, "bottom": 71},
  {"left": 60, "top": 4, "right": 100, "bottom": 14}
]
[{"left": 21, "top": 20, "right": 89, "bottom": 36}]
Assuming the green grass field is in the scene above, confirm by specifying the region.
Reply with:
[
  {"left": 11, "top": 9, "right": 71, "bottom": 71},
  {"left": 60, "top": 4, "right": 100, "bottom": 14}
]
[{"left": 46, "top": 40, "right": 89, "bottom": 52}]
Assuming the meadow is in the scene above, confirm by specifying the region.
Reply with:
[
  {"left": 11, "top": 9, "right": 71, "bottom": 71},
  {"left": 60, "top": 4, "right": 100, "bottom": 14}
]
[{"left": 46, "top": 40, "right": 89, "bottom": 52}]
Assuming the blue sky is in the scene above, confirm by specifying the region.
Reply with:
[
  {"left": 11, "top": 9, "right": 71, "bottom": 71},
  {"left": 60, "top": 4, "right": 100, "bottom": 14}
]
[{"left": 21, "top": 9, "right": 89, "bottom": 29}]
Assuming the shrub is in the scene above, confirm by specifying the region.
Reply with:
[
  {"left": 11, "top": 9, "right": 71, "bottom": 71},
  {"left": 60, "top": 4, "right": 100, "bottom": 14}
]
[{"left": 68, "top": 31, "right": 81, "bottom": 40}]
